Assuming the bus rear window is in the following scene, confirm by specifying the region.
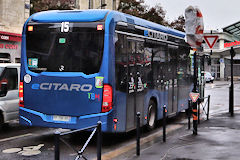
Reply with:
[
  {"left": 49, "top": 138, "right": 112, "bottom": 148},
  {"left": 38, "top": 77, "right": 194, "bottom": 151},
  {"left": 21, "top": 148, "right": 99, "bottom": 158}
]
[{"left": 26, "top": 22, "right": 104, "bottom": 74}]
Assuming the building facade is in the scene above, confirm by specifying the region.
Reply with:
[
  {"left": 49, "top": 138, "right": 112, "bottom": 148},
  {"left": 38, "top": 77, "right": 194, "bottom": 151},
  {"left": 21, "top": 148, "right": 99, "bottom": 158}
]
[
  {"left": 77, "top": 0, "right": 119, "bottom": 10},
  {"left": 0, "top": 0, "right": 30, "bottom": 63},
  {"left": 202, "top": 29, "right": 240, "bottom": 80}
]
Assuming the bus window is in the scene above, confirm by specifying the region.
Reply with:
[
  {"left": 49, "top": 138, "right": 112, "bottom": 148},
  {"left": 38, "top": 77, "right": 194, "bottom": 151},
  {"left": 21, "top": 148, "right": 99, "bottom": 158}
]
[
  {"left": 26, "top": 23, "right": 104, "bottom": 74},
  {"left": 144, "top": 47, "right": 153, "bottom": 88},
  {"left": 115, "top": 34, "right": 128, "bottom": 92}
]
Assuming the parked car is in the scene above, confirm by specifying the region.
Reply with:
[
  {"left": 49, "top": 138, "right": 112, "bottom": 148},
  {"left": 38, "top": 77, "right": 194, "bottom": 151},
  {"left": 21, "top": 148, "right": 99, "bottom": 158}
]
[
  {"left": 0, "top": 63, "right": 20, "bottom": 126},
  {"left": 205, "top": 71, "right": 214, "bottom": 83}
]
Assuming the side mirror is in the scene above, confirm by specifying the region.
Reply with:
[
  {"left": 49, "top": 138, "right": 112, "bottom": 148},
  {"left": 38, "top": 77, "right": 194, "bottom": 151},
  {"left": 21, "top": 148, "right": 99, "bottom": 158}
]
[{"left": 0, "top": 82, "right": 8, "bottom": 97}]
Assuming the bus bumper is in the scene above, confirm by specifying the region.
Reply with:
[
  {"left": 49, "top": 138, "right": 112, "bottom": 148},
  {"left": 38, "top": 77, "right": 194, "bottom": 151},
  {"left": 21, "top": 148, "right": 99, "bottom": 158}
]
[{"left": 19, "top": 107, "right": 111, "bottom": 132}]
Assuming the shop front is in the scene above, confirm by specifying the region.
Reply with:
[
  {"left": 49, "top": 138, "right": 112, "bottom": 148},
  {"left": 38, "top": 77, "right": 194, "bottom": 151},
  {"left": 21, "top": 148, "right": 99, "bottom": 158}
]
[{"left": 0, "top": 31, "right": 21, "bottom": 63}]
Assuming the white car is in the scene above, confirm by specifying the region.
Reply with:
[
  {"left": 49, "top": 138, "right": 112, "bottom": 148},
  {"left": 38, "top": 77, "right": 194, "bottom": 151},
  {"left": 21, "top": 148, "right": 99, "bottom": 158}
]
[
  {"left": 205, "top": 71, "right": 214, "bottom": 83},
  {"left": 0, "top": 63, "right": 20, "bottom": 126}
]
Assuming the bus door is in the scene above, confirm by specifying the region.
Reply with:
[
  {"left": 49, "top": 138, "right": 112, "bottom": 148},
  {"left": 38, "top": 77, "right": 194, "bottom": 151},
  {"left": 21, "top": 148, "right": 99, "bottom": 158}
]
[
  {"left": 173, "top": 78, "right": 178, "bottom": 113},
  {"left": 135, "top": 40, "right": 145, "bottom": 124},
  {"left": 126, "top": 37, "right": 145, "bottom": 131},
  {"left": 168, "top": 45, "right": 178, "bottom": 115},
  {"left": 167, "top": 79, "right": 173, "bottom": 113}
]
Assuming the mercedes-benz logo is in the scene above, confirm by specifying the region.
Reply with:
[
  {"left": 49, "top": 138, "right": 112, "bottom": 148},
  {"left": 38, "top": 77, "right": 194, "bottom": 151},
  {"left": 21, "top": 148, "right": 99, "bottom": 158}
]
[{"left": 59, "top": 65, "right": 64, "bottom": 71}]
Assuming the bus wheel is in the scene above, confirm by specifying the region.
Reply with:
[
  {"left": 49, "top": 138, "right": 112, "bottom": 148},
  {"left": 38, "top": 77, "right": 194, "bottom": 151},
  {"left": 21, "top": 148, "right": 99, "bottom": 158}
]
[{"left": 147, "top": 100, "right": 157, "bottom": 130}]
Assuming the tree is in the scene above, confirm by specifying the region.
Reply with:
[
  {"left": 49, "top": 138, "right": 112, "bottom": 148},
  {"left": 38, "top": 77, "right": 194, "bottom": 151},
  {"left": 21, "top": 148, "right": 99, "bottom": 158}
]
[
  {"left": 169, "top": 15, "right": 185, "bottom": 32},
  {"left": 142, "top": 5, "right": 168, "bottom": 26},
  {"left": 118, "top": 1, "right": 185, "bottom": 32},
  {"left": 118, "top": 1, "right": 168, "bottom": 26},
  {"left": 118, "top": 0, "right": 146, "bottom": 18},
  {"left": 30, "top": 0, "right": 75, "bottom": 15}
]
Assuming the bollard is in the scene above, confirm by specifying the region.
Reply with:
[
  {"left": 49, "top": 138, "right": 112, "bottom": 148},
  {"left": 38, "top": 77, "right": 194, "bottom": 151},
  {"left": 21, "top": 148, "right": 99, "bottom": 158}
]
[
  {"left": 188, "top": 99, "right": 191, "bottom": 130},
  {"left": 136, "top": 112, "right": 140, "bottom": 156},
  {"left": 207, "top": 95, "right": 210, "bottom": 120},
  {"left": 97, "top": 121, "right": 102, "bottom": 160},
  {"left": 54, "top": 130, "right": 60, "bottom": 160},
  {"left": 229, "top": 86, "right": 232, "bottom": 114},
  {"left": 229, "top": 84, "right": 234, "bottom": 116},
  {"left": 163, "top": 105, "right": 166, "bottom": 142},
  {"left": 192, "top": 101, "right": 198, "bottom": 135}
]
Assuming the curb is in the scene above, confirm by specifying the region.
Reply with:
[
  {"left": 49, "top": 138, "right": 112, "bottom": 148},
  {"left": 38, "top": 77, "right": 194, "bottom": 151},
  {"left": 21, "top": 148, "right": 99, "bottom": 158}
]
[{"left": 96, "top": 124, "right": 183, "bottom": 160}]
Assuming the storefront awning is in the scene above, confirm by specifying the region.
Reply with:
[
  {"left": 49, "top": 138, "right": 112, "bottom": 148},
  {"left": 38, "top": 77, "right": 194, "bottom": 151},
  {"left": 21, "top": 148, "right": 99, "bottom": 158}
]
[
  {"left": 0, "top": 31, "right": 22, "bottom": 42},
  {"left": 203, "top": 46, "right": 240, "bottom": 59},
  {"left": 223, "top": 21, "right": 240, "bottom": 38}
]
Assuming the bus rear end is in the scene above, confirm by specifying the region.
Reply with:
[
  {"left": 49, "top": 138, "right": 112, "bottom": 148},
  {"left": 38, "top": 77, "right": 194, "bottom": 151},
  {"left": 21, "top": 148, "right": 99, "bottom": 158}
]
[{"left": 19, "top": 10, "right": 113, "bottom": 131}]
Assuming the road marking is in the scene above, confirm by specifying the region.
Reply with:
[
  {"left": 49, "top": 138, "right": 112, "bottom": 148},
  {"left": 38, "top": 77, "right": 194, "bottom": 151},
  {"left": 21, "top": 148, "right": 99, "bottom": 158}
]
[
  {"left": 3, "top": 144, "right": 44, "bottom": 157},
  {"left": 2, "top": 148, "right": 22, "bottom": 153},
  {"left": 0, "top": 133, "right": 33, "bottom": 143}
]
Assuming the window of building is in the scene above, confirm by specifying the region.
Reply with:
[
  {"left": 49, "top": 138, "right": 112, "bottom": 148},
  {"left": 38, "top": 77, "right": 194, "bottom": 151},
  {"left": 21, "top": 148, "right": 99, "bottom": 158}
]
[{"left": 15, "top": 58, "right": 21, "bottom": 63}]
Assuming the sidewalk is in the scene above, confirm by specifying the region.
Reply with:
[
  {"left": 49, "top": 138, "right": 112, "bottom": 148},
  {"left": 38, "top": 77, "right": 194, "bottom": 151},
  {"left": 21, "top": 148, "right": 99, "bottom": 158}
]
[
  {"left": 211, "top": 80, "right": 239, "bottom": 86},
  {"left": 125, "top": 111, "right": 240, "bottom": 160}
]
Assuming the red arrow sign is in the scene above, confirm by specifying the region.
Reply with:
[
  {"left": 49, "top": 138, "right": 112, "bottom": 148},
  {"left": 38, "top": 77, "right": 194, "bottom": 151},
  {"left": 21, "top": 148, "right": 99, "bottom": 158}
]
[
  {"left": 204, "top": 35, "right": 219, "bottom": 49},
  {"left": 189, "top": 92, "right": 200, "bottom": 102}
]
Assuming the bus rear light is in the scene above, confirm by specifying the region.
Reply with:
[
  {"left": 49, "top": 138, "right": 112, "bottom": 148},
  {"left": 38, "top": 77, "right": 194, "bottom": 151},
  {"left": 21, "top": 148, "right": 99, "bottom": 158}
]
[
  {"left": 19, "top": 81, "right": 24, "bottom": 107},
  {"left": 97, "top": 25, "right": 103, "bottom": 31},
  {"left": 28, "top": 26, "right": 33, "bottom": 32},
  {"left": 101, "top": 84, "right": 112, "bottom": 113},
  {"left": 113, "top": 118, "right": 118, "bottom": 123}
]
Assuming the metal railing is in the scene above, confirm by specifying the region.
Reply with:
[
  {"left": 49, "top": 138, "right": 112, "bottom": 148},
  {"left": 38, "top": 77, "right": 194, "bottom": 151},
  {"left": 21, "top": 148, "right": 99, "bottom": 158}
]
[
  {"left": 197, "top": 95, "right": 210, "bottom": 124},
  {"left": 54, "top": 121, "right": 102, "bottom": 160}
]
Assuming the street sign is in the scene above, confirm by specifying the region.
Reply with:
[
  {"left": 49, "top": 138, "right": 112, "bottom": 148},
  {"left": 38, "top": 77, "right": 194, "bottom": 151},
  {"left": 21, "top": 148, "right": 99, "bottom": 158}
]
[
  {"left": 204, "top": 35, "right": 219, "bottom": 49},
  {"left": 189, "top": 92, "right": 200, "bottom": 102}
]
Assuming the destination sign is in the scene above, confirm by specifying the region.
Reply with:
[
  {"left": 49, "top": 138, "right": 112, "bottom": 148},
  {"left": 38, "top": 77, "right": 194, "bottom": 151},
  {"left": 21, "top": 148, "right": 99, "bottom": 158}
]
[{"left": 144, "top": 30, "right": 168, "bottom": 41}]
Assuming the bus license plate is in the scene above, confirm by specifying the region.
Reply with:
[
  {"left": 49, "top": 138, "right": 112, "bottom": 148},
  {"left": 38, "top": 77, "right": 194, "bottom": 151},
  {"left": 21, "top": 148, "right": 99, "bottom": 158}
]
[{"left": 53, "top": 115, "right": 71, "bottom": 122}]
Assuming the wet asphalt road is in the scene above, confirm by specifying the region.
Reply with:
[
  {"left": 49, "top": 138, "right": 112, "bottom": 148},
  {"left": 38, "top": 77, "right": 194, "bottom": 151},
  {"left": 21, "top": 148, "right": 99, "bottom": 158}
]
[
  {"left": 0, "top": 115, "right": 187, "bottom": 160},
  {"left": 0, "top": 81, "right": 239, "bottom": 160}
]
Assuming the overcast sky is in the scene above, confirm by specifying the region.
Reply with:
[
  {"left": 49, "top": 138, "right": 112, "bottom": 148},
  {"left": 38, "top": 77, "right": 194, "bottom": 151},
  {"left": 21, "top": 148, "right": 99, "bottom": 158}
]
[{"left": 144, "top": 0, "right": 240, "bottom": 30}]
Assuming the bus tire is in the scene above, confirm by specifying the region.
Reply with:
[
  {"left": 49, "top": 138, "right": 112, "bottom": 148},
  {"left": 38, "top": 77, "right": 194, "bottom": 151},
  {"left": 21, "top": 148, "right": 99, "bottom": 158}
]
[{"left": 147, "top": 100, "right": 157, "bottom": 130}]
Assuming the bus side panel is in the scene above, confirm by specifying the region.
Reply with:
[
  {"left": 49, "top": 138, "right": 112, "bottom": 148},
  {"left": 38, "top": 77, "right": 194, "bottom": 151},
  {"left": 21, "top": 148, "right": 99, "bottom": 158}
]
[
  {"left": 113, "top": 91, "right": 127, "bottom": 132},
  {"left": 107, "top": 22, "right": 128, "bottom": 132}
]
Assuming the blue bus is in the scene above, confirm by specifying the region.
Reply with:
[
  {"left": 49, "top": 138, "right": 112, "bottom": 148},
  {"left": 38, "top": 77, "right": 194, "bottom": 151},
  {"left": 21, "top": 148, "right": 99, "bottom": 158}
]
[{"left": 19, "top": 10, "right": 193, "bottom": 132}]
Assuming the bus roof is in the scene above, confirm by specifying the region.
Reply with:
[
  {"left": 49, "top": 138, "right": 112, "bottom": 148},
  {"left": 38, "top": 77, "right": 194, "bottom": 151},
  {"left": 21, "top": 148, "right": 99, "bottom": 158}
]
[{"left": 29, "top": 9, "right": 185, "bottom": 38}]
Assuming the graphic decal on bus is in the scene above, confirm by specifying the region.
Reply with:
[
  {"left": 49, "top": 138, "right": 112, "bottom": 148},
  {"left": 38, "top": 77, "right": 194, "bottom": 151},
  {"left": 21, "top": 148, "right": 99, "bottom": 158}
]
[
  {"left": 128, "top": 77, "right": 135, "bottom": 94},
  {"left": 137, "top": 77, "right": 144, "bottom": 92},
  {"left": 28, "top": 58, "right": 38, "bottom": 68},
  {"left": 88, "top": 93, "right": 100, "bottom": 101},
  {"left": 95, "top": 77, "right": 104, "bottom": 88},
  {"left": 31, "top": 83, "right": 93, "bottom": 92}
]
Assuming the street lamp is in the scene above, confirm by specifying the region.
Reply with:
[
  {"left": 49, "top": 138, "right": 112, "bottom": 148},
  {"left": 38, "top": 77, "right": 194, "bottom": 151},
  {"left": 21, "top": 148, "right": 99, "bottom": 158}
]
[{"left": 229, "top": 47, "right": 236, "bottom": 116}]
